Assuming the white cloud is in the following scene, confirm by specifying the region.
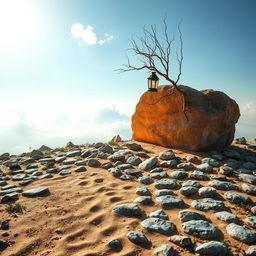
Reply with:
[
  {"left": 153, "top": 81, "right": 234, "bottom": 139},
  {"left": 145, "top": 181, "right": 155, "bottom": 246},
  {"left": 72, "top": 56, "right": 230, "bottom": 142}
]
[
  {"left": 0, "top": 99, "right": 133, "bottom": 154},
  {"left": 70, "top": 22, "right": 113, "bottom": 46}
]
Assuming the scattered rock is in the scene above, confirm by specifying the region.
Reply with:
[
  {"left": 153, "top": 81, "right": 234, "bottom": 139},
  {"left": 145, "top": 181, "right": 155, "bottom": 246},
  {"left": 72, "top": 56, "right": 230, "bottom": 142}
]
[
  {"left": 179, "top": 186, "right": 198, "bottom": 196},
  {"left": 224, "top": 192, "right": 252, "bottom": 204},
  {"left": 238, "top": 174, "right": 256, "bottom": 185},
  {"left": 215, "top": 211, "right": 239, "bottom": 223},
  {"left": 159, "top": 150, "right": 175, "bottom": 160},
  {"left": 242, "top": 183, "right": 256, "bottom": 195},
  {"left": 149, "top": 209, "right": 169, "bottom": 220},
  {"left": 22, "top": 186, "right": 50, "bottom": 197},
  {"left": 154, "top": 179, "right": 176, "bottom": 189},
  {"left": 138, "top": 175, "right": 153, "bottom": 185},
  {"left": 178, "top": 210, "right": 206, "bottom": 222},
  {"left": 245, "top": 216, "right": 256, "bottom": 228},
  {"left": 136, "top": 187, "right": 151, "bottom": 196},
  {"left": 87, "top": 159, "right": 101, "bottom": 168},
  {"left": 154, "top": 244, "right": 175, "bottom": 256},
  {"left": 197, "top": 163, "right": 213, "bottom": 173},
  {"left": 154, "top": 189, "right": 172, "bottom": 196},
  {"left": 133, "top": 196, "right": 153, "bottom": 205},
  {"left": 170, "top": 170, "right": 188, "bottom": 179},
  {"left": 190, "top": 170, "right": 207, "bottom": 180},
  {"left": 182, "top": 220, "right": 220, "bottom": 239},
  {"left": 127, "top": 231, "right": 150, "bottom": 248},
  {"left": 59, "top": 170, "right": 71, "bottom": 176},
  {"left": 226, "top": 223, "right": 256, "bottom": 244},
  {"left": 139, "top": 157, "right": 157, "bottom": 171},
  {"left": 106, "top": 239, "right": 122, "bottom": 251},
  {"left": 245, "top": 245, "right": 256, "bottom": 256},
  {"left": 0, "top": 239, "right": 8, "bottom": 251},
  {"left": 219, "top": 165, "right": 233, "bottom": 175},
  {"left": 177, "top": 162, "right": 194, "bottom": 170},
  {"left": 208, "top": 180, "right": 238, "bottom": 190},
  {"left": 156, "top": 195, "right": 184, "bottom": 209},
  {"left": 201, "top": 157, "right": 220, "bottom": 167},
  {"left": 194, "top": 241, "right": 227, "bottom": 256},
  {"left": 126, "top": 156, "right": 142, "bottom": 166},
  {"left": 112, "top": 204, "right": 143, "bottom": 217},
  {"left": 191, "top": 198, "right": 226, "bottom": 211},
  {"left": 169, "top": 235, "right": 192, "bottom": 248},
  {"left": 141, "top": 218, "right": 176, "bottom": 236},
  {"left": 198, "top": 187, "right": 217, "bottom": 198},
  {"left": 124, "top": 142, "right": 142, "bottom": 151},
  {"left": 182, "top": 180, "right": 201, "bottom": 188}
]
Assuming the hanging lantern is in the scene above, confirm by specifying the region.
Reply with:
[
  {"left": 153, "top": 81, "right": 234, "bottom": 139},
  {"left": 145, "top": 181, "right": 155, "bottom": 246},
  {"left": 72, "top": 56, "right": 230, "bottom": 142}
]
[{"left": 148, "top": 72, "right": 159, "bottom": 92}]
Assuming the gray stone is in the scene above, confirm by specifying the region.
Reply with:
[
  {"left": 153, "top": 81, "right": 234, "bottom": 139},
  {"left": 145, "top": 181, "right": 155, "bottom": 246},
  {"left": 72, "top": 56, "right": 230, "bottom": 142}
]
[
  {"left": 191, "top": 198, "right": 226, "bottom": 211},
  {"left": 141, "top": 218, "right": 176, "bottom": 235},
  {"left": 40, "top": 173, "right": 53, "bottom": 179},
  {"left": 0, "top": 187, "right": 22, "bottom": 196},
  {"left": 226, "top": 223, "right": 256, "bottom": 244},
  {"left": 87, "top": 158, "right": 101, "bottom": 168},
  {"left": 245, "top": 245, "right": 256, "bottom": 256},
  {"left": 239, "top": 174, "right": 256, "bottom": 185},
  {"left": 170, "top": 170, "right": 188, "bottom": 179},
  {"left": 22, "top": 186, "right": 50, "bottom": 197},
  {"left": 169, "top": 235, "right": 192, "bottom": 248},
  {"left": 180, "top": 186, "right": 198, "bottom": 196},
  {"left": 160, "top": 160, "right": 177, "bottom": 168},
  {"left": 224, "top": 192, "right": 252, "bottom": 204},
  {"left": 219, "top": 166, "right": 233, "bottom": 175},
  {"left": 119, "top": 174, "right": 133, "bottom": 180},
  {"left": 102, "top": 162, "right": 113, "bottom": 169},
  {"left": 106, "top": 239, "right": 122, "bottom": 250},
  {"left": 1, "top": 192, "right": 19, "bottom": 203},
  {"left": 186, "top": 155, "right": 200, "bottom": 163},
  {"left": 24, "top": 168, "right": 38, "bottom": 174},
  {"left": 208, "top": 180, "right": 238, "bottom": 190},
  {"left": 177, "top": 162, "right": 194, "bottom": 170},
  {"left": 81, "top": 149, "right": 92, "bottom": 158},
  {"left": 0, "top": 239, "right": 8, "bottom": 251},
  {"left": 31, "top": 149, "right": 44, "bottom": 160},
  {"left": 112, "top": 204, "right": 143, "bottom": 217},
  {"left": 190, "top": 170, "right": 207, "bottom": 180},
  {"left": 75, "top": 160, "right": 87, "bottom": 166},
  {"left": 55, "top": 156, "right": 66, "bottom": 163},
  {"left": 124, "top": 142, "right": 142, "bottom": 151},
  {"left": 154, "top": 189, "right": 172, "bottom": 196},
  {"left": 210, "top": 174, "right": 228, "bottom": 181},
  {"left": 63, "top": 158, "right": 77, "bottom": 165},
  {"left": 182, "top": 180, "right": 200, "bottom": 187},
  {"left": 215, "top": 211, "right": 239, "bottom": 223},
  {"left": 156, "top": 195, "right": 184, "bottom": 209},
  {"left": 38, "top": 157, "right": 55, "bottom": 163},
  {"left": 154, "top": 244, "right": 174, "bottom": 256},
  {"left": 126, "top": 156, "right": 142, "bottom": 166},
  {"left": 237, "top": 168, "right": 253, "bottom": 174},
  {"left": 251, "top": 206, "right": 256, "bottom": 215},
  {"left": 12, "top": 173, "right": 26, "bottom": 181},
  {"left": 59, "top": 170, "right": 71, "bottom": 176},
  {"left": 118, "top": 164, "right": 132, "bottom": 170},
  {"left": 242, "top": 183, "right": 256, "bottom": 195},
  {"left": 201, "top": 157, "right": 220, "bottom": 167},
  {"left": 225, "top": 159, "right": 241, "bottom": 169},
  {"left": 159, "top": 150, "right": 175, "bottom": 160},
  {"left": 124, "top": 169, "right": 141, "bottom": 176},
  {"left": 150, "top": 171, "right": 168, "bottom": 179},
  {"left": 154, "top": 179, "right": 176, "bottom": 189},
  {"left": 66, "top": 150, "right": 81, "bottom": 157},
  {"left": 149, "top": 209, "right": 168, "bottom": 220},
  {"left": 133, "top": 196, "right": 153, "bottom": 205},
  {"left": 136, "top": 187, "right": 151, "bottom": 196},
  {"left": 74, "top": 166, "right": 87, "bottom": 172},
  {"left": 99, "top": 145, "right": 113, "bottom": 154},
  {"left": 0, "top": 181, "right": 7, "bottom": 186},
  {"left": 245, "top": 216, "right": 256, "bottom": 228},
  {"left": 224, "top": 149, "right": 241, "bottom": 160},
  {"left": 197, "top": 163, "right": 213, "bottom": 173},
  {"left": 182, "top": 220, "right": 220, "bottom": 239},
  {"left": 243, "top": 162, "right": 256, "bottom": 170},
  {"left": 198, "top": 187, "right": 217, "bottom": 198},
  {"left": 195, "top": 241, "right": 227, "bottom": 256},
  {"left": 178, "top": 210, "right": 206, "bottom": 222},
  {"left": 32, "top": 170, "right": 43, "bottom": 176},
  {"left": 127, "top": 231, "right": 150, "bottom": 247},
  {"left": 108, "top": 152, "right": 125, "bottom": 161},
  {"left": 19, "top": 178, "right": 34, "bottom": 186},
  {"left": 46, "top": 168, "right": 59, "bottom": 174},
  {"left": 139, "top": 157, "right": 157, "bottom": 171},
  {"left": 2, "top": 184, "right": 17, "bottom": 190},
  {"left": 138, "top": 175, "right": 153, "bottom": 185}
]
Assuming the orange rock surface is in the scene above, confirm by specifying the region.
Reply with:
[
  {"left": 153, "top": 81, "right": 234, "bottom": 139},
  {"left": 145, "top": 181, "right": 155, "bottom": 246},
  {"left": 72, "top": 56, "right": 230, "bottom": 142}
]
[{"left": 132, "top": 85, "right": 240, "bottom": 151}]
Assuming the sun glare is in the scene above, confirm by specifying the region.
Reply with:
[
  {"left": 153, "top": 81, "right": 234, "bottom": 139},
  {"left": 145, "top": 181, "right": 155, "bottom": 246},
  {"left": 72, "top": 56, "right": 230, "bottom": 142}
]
[{"left": 0, "top": 0, "right": 40, "bottom": 51}]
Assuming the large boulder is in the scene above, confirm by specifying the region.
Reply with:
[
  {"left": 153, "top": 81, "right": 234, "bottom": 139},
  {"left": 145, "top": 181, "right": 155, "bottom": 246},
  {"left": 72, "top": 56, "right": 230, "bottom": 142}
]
[{"left": 132, "top": 85, "right": 240, "bottom": 151}]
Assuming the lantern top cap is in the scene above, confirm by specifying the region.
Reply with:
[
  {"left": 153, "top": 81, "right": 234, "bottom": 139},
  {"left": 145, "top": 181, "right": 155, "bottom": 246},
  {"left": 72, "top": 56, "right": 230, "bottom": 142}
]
[{"left": 148, "top": 71, "right": 159, "bottom": 81}]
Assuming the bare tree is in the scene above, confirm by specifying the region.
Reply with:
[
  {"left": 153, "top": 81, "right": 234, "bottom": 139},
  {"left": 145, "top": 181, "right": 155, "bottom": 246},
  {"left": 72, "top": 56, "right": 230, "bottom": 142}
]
[{"left": 117, "top": 20, "right": 187, "bottom": 118}]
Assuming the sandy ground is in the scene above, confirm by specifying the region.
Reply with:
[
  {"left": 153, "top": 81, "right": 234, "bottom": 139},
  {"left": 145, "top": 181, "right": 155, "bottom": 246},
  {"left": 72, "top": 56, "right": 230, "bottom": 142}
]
[{"left": 0, "top": 141, "right": 255, "bottom": 256}]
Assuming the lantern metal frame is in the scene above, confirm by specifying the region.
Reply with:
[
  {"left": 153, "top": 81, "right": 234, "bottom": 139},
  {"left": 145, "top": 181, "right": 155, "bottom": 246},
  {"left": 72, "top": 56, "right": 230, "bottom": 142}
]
[{"left": 148, "top": 71, "right": 159, "bottom": 92}]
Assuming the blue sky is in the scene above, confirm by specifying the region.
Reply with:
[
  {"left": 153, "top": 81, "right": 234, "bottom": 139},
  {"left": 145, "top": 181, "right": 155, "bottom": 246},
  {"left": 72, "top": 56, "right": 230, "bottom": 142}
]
[{"left": 0, "top": 0, "right": 255, "bottom": 153}]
